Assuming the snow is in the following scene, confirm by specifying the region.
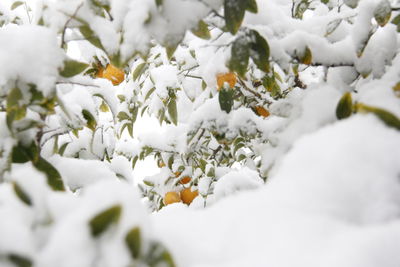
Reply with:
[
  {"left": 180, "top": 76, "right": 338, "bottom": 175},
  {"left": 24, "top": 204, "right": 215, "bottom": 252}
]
[
  {"left": 153, "top": 115, "right": 400, "bottom": 267},
  {"left": 213, "top": 167, "right": 263, "bottom": 200},
  {"left": 1, "top": 0, "right": 400, "bottom": 266},
  {"left": 0, "top": 24, "right": 64, "bottom": 96},
  {"left": 48, "top": 155, "right": 118, "bottom": 191}
]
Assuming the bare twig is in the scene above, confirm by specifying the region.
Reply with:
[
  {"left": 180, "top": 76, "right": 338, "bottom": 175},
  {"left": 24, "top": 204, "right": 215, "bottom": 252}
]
[
  {"left": 56, "top": 81, "right": 100, "bottom": 88},
  {"left": 60, "top": 3, "right": 84, "bottom": 48}
]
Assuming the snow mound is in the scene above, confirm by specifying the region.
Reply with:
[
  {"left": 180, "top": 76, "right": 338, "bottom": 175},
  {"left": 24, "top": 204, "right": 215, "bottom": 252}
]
[
  {"left": 152, "top": 115, "right": 400, "bottom": 267},
  {"left": 0, "top": 24, "right": 64, "bottom": 95}
]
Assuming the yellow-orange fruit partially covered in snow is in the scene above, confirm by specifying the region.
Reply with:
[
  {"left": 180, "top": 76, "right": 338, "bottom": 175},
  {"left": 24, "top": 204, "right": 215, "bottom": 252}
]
[
  {"left": 255, "top": 106, "right": 270, "bottom": 118},
  {"left": 180, "top": 187, "right": 199, "bottom": 205},
  {"left": 97, "top": 64, "right": 125, "bottom": 86},
  {"left": 179, "top": 176, "right": 191, "bottom": 185},
  {"left": 216, "top": 72, "right": 237, "bottom": 90},
  {"left": 164, "top": 192, "right": 181, "bottom": 205}
]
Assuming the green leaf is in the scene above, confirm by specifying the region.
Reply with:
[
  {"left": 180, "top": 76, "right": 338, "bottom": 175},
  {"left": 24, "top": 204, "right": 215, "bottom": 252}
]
[
  {"left": 6, "top": 87, "right": 26, "bottom": 131},
  {"left": 117, "top": 94, "right": 126, "bottom": 102},
  {"left": 89, "top": 205, "right": 122, "bottom": 237},
  {"left": 13, "top": 182, "right": 32, "bottom": 206},
  {"left": 191, "top": 20, "right": 211, "bottom": 40},
  {"left": 100, "top": 101, "right": 109, "bottom": 112},
  {"left": 356, "top": 104, "right": 400, "bottom": 131},
  {"left": 155, "top": 0, "right": 163, "bottom": 7},
  {"left": 249, "top": 30, "right": 270, "bottom": 72},
  {"left": 34, "top": 157, "right": 65, "bottom": 191},
  {"left": 143, "top": 180, "right": 154, "bottom": 187},
  {"left": 12, "top": 146, "right": 30, "bottom": 164},
  {"left": 8, "top": 254, "right": 32, "bottom": 267},
  {"left": 12, "top": 142, "right": 39, "bottom": 164},
  {"left": 127, "top": 123, "right": 133, "bottom": 137},
  {"left": 79, "top": 25, "right": 104, "bottom": 50},
  {"left": 132, "top": 156, "right": 139, "bottom": 169},
  {"left": 132, "top": 62, "right": 147, "bottom": 81},
  {"left": 60, "top": 59, "right": 89, "bottom": 78},
  {"left": 228, "top": 35, "right": 250, "bottom": 77},
  {"left": 167, "top": 155, "right": 174, "bottom": 170},
  {"left": 145, "top": 87, "right": 156, "bottom": 101},
  {"left": 246, "top": 0, "right": 258, "bottom": 13},
  {"left": 11, "top": 1, "right": 24, "bottom": 10},
  {"left": 219, "top": 88, "right": 235, "bottom": 113},
  {"left": 391, "top": 14, "right": 400, "bottom": 32},
  {"left": 117, "top": 111, "right": 130, "bottom": 121},
  {"left": 59, "top": 142, "right": 69, "bottom": 156},
  {"left": 82, "top": 109, "right": 97, "bottom": 131},
  {"left": 374, "top": 0, "right": 391, "bottom": 27},
  {"left": 167, "top": 98, "right": 178, "bottom": 125},
  {"left": 125, "top": 227, "right": 141, "bottom": 259},
  {"left": 166, "top": 43, "right": 178, "bottom": 60},
  {"left": 131, "top": 106, "right": 139, "bottom": 124},
  {"left": 336, "top": 92, "right": 353, "bottom": 120},
  {"left": 294, "top": 0, "right": 310, "bottom": 19},
  {"left": 146, "top": 242, "right": 176, "bottom": 267},
  {"left": 224, "top": 0, "right": 247, "bottom": 34},
  {"left": 299, "top": 46, "right": 312, "bottom": 65},
  {"left": 344, "top": 0, "right": 359, "bottom": 8}
]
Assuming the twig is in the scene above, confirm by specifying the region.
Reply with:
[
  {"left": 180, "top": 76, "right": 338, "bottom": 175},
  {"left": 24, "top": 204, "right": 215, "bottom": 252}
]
[
  {"left": 237, "top": 78, "right": 265, "bottom": 101},
  {"left": 60, "top": 3, "right": 84, "bottom": 48},
  {"left": 56, "top": 81, "right": 100, "bottom": 88},
  {"left": 185, "top": 74, "right": 203, "bottom": 79},
  {"left": 210, "top": 145, "right": 222, "bottom": 160},
  {"left": 24, "top": 1, "right": 31, "bottom": 24}
]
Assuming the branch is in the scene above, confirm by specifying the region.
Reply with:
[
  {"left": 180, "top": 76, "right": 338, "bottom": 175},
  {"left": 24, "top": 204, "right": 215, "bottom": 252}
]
[
  {"left": 56, "top": 81, "right": 100, "bottom": 88},
  {"left": 237, "top": 78, "right": 269, "bottom": 103},
  {"left": 60, "top": 3, "right": 83, "bottom": 48}
]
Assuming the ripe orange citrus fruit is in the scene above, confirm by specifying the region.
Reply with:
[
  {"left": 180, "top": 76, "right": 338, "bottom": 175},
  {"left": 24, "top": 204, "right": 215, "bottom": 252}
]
[
  {"left": 216, "top": 72, "right": 237, "bottom": 90},
  {"left": 255, "top": 106, "right": 270, "bottom": 118},
  {"left": 179, "top": 176, "right": 191, "bottom": 184},
  {"left": 180, "top": 187, "right": 199, "bottom": 205},
  {"left": 164, "top": 192, "right": 181, "bottom": 205},
  {"left": 97, "top": 64, "right": 125, "bottom": 86}
]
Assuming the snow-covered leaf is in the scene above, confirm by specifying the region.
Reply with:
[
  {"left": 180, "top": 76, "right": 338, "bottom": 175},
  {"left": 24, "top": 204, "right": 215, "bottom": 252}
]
[
  {"left": 229, "top": 35, "right": 249, "bottom": 77},
  {"left": 224, "top": 0, "right": 247, "bottom": 34},
  {"left": 336, "top": 92, "right": 353, "bottom": 120},
  {"left": 125, "top": 227, "right": 141, "bottom": 259},
  {"left": 60, "top": 59, "right": 89, "bottom": 78},
  {"left": 89, "top": 205, "right": 122, "bottom": 237}
]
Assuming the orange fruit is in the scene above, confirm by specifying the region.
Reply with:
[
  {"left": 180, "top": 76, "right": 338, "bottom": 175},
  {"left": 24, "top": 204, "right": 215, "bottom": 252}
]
[
  {"left": 163, "top": 192, "right": 181, "bottom": 205},
  {"left": 216, "top": 72, "right": 237, "bottom": 90},
  {"left": 180, "top": 187, "right": 199, "bottom": 205},
  {"left": 179, "top": 176, "right": 191, "bottom": 184},
  {"left": 157, "top": 160, "right": 166, "bottom": 168},
  {"left": 97, "top": 64, "right": 125, "bottom": 86},
  {"left": 255, "top": 106, "right": 270, "bottom": 118}
]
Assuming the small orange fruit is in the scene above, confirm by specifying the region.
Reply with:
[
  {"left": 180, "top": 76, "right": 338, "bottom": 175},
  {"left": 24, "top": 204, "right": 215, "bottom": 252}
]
[
  {"left": 97, "top": 64, "right": 125, "bottom": 86},
  {"left": 157, "top": 159, "right": 166, "bottom": 168},
  {"left": 216, "top": 72, "right": 237, "bottom": 90},
  {"left": 179, "top": 176, "right": 191, "bottom": 185},
  {"left": 180, "top": 187, "right": 199, "bottom": 205},
  {"left": 164, "top": 192, "right": 181, "bottom": 205},
  {"left": 255, "top": 106, "right": 270, "bottom": 118}
]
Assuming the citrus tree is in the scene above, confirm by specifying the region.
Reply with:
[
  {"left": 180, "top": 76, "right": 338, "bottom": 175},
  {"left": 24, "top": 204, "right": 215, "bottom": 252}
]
[{"left": 0, "top": 0, "right": 400, "bottom": 266}]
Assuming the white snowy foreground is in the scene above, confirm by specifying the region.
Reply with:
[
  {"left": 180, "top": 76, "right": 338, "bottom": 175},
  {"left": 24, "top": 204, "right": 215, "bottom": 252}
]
[
  {"left": 2, "top": 114, "right": 398, "bottom": 267},
  {"left": 152, "top": 115, "right": 400, "bottom": 267}
]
